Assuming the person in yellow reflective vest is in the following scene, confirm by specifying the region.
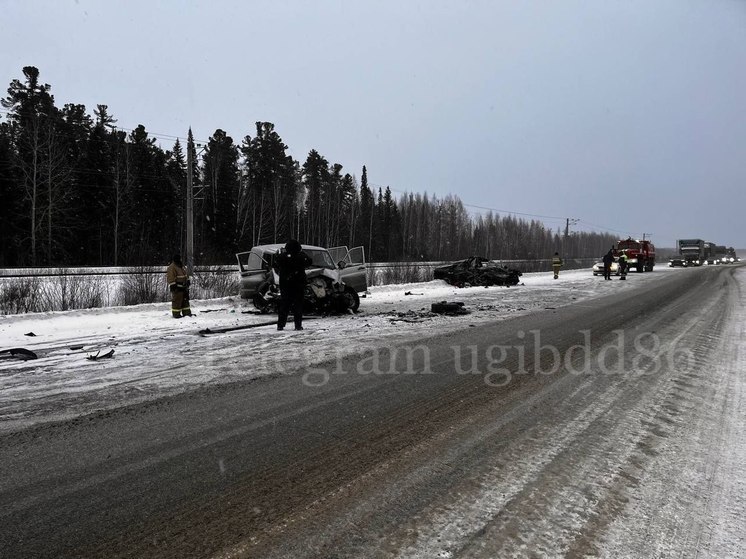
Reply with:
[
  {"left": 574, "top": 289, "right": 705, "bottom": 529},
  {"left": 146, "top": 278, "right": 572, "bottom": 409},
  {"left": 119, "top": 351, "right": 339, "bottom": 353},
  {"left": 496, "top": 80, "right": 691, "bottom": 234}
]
[
  {"left": 166, "top": 254, "right": 192, "bottom": 318},
  {"left": 552, "top": 252, "right": 563, "bottom": 279}
]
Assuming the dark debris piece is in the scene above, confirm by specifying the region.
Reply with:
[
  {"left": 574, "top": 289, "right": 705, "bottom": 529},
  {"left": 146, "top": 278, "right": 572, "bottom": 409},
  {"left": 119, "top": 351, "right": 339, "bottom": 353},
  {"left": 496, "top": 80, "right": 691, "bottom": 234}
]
[
  {"left": 431, "top": 301, "right": 471, "bottom": 315},
  {"left": 0, "top": 347, "right": 38, "bottom": 360},
  {"left": 86, "top": 349, "right": 115, "bottom": 361}
]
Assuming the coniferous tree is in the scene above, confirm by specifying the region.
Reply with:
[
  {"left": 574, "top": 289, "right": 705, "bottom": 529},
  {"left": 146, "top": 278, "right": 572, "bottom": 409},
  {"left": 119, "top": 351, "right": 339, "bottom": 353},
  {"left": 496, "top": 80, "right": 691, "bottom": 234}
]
[
  {"left": 239, "top": 122, "right": 296, "bottom": 247},
  {"left": 50, "top": 103, "right": 93, "bottom": 264},
  {"left": 338, "top": 173, "right": 358, "bottom": 247},
  {"left": 201, "top": 129, "right": 240, "bottom": 261},
  {"left": 74, "top": 105, "right": 117, "bottom": 264},
  {"left": 356, "top": 165, "right": 374, "bottom": 261},
  {"left": 122, "top": 124, "right": 170, "bottom": 262},
  {"left": 371, "top": 188, "right": 385, "bottom": 260},
  {"left": 324, "top": 163, "right": 343, "bottom": 246},
  {"left": 38, "top": 103, "right": 69, "bottom": 264},
  {"left": 0, "top": 121, "right": 23, "bottom": 265},
  {"left": 165, "top": 138, "right": 187, "bottom": 257},
  {"left": 382, "top": 186, "right": 402, "bottom": 260},
  {"left": 1, "top": 66, "right": 56, "bottom": 264},
  {"left": 302, "top": 149, "right": 330, "bottom": 245}
]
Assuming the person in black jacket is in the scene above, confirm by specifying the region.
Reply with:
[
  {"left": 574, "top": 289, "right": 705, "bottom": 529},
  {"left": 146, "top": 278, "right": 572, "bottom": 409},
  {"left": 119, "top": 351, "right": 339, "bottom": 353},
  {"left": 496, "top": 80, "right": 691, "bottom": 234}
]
[
  {"left": 602, "top": 248, "right": 614, "bottom": 280},
  {"left": 276, "top": 239, "right": 312, "bottom": 330}
]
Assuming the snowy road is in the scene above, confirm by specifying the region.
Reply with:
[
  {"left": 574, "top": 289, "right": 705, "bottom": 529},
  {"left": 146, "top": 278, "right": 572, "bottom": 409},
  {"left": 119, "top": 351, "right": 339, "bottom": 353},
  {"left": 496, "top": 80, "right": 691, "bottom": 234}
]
[
  {"left": 0, "top": 265, "right": 744, "bottom": 558},
  {"left": 0, "top": 267, "right": 667, "bottom": 432}
]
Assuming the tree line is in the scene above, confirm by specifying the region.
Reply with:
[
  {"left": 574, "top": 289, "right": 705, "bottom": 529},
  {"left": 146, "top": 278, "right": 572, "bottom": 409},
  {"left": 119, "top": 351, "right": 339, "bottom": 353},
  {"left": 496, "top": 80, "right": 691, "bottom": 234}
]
[{"left": 0, "top": 66, "right": 616, "bottom": 268}]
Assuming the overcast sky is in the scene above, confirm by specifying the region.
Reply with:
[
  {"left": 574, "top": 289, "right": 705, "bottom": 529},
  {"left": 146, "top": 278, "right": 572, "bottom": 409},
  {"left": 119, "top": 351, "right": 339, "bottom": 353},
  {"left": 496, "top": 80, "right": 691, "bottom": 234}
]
[{"left": 2, "top": 0, "right": 745, "bottom": 248}]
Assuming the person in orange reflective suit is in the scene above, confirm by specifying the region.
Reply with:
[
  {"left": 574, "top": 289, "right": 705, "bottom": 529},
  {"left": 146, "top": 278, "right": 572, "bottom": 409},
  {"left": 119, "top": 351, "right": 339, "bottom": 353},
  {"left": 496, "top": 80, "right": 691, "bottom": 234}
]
[
  {"left": 552, "top": 252, "right": 563, "bottom": 279},
  {"left": 166, "top": 254, "right": 192, "bottom": 318}
]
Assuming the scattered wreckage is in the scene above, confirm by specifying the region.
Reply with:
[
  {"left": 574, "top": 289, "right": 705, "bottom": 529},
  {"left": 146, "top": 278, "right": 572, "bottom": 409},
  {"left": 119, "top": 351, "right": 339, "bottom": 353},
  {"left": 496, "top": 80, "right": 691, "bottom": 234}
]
[
  {"left": 0, "top": 346, "right": 115, "bottom": 362},
  {"left": 236, "top": 244, "right": 367, "bottom": 314},
  {"left": 431, "top": 301, "right": 470, "bottom": 315},
  {"left": 433, "top": 256, "right": 522, "bottom": 287},
  {"left": 0, "top": 347, "right": 38, "bottom": 361}
]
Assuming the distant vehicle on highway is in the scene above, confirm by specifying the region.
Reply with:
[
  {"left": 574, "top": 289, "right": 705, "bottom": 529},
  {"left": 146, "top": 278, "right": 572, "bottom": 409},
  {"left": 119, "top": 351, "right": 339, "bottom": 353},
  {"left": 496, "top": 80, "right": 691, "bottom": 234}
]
[
  {"left": 668, "top": 257, "right": 688, "bottom": 267},
  {"left": 677, "top": 239, "right": 706, "bottom": 266}
]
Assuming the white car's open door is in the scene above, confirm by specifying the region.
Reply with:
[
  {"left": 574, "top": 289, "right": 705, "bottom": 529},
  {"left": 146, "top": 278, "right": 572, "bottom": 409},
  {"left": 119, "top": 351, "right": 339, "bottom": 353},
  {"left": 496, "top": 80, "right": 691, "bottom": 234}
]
[{"left": 329, "top": 245, "right": 367, "bottom": 293}]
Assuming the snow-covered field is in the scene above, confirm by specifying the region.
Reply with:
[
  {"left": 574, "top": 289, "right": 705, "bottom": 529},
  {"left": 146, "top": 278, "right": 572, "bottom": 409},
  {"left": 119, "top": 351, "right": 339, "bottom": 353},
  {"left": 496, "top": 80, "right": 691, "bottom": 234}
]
[{"left": 0, "top": 267, "right": 677, "bottom": 432}]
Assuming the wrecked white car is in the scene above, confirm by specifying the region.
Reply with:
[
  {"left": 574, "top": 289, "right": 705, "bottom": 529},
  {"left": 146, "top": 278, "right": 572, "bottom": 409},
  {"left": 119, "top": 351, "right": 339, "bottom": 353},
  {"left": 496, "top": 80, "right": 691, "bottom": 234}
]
[{"left": 236, "top": 244, "right": 367, "bottom": 313}]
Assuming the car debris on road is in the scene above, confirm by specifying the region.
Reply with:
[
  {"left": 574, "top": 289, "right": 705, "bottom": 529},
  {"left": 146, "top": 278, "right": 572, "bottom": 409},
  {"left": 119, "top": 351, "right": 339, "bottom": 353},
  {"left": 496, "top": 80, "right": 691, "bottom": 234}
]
[{"left": 431, "top": 301, "right": 471, "bottom": 315}]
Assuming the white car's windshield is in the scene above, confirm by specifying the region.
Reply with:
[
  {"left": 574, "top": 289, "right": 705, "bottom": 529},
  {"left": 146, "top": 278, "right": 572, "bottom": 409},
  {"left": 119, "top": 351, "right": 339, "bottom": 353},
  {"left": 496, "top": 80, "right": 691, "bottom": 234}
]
[{"left": 304, "top": 249, "right": 336, "bottom": 269}]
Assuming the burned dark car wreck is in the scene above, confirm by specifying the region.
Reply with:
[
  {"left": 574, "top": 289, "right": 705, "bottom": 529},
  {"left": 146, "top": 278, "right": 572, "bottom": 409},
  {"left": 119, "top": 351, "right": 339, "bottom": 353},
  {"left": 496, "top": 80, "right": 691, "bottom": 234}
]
[{"left": 433, "top": 256, "right": 522, "bottom": 287}]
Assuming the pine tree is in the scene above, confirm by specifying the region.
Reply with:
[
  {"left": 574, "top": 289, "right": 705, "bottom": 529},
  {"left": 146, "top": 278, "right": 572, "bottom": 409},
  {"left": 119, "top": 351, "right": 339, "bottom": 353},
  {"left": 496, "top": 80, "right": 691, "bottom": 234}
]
[
  {"left": 356, "top": 165, "right": 373, "bottom": 261},
  {"left": 1, "top": 66, "right": 56, "bottom": 264},
  {"left": 239, "top": 122, "right": 296, "bottom": 247},
  {"left": 76, "top": 105, "right": 117, "bottom": 264},
  {"left": 0, "top": 121, "right": 23, "bottom": 265},
  {"left": 302, "top": 149, "right": 330, "bottom": 245},
  {"left": 123, "top": 124, "right": 170, "bottom": 263},
  {"left": 339, "top": 173, "right": 358, "bottom": 247},
  {"left": 201, "top": 129, "right": 240, "bottom": 261},
  {"left": 165, "top": 138, "right": 187, "bottom": 257}
]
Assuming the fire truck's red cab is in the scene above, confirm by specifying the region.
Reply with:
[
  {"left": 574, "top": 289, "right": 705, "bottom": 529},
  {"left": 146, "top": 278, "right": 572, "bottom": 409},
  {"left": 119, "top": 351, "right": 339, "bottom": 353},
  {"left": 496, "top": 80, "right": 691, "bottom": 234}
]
[{"left": 617, "top": 238, "right": 656, "bottom": 272}]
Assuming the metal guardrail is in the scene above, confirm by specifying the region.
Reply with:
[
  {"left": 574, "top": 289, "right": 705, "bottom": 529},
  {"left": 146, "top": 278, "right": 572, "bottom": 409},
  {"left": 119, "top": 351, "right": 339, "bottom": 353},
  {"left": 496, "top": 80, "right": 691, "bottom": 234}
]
[
  {"left": 0, "top": 266, "right": 233, "bottom": 278},
  {"left": 372, "top": 258, "right": 597, "bottom": 268},
  {"left": 0, "top": 258, "right": 598, "bottom": 279}
]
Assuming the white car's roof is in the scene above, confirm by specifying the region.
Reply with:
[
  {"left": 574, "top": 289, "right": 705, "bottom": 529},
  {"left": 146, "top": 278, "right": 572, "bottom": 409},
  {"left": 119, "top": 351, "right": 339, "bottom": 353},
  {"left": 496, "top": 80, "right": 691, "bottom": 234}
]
[{"left": 251, "top": 244, "right": 327, "bottom": 252}]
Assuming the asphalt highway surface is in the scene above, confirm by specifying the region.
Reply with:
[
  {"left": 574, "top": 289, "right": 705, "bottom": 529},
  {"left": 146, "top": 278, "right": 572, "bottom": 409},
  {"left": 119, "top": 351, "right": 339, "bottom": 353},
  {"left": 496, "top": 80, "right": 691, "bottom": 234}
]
[{"left": 1, "top": 264, "right": 744, "bottom": 558}]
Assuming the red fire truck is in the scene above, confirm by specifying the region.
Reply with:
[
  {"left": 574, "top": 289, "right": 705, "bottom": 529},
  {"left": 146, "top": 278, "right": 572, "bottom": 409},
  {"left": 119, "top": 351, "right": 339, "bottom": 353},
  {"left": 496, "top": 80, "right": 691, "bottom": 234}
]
[{"left": 617, "top": 238, "right": 656, "bottom": 272}]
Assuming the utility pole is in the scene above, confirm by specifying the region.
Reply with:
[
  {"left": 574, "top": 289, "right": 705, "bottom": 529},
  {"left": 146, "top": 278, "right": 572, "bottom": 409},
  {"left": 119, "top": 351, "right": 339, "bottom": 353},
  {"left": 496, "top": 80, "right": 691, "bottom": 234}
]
[
  {"left": 564, "top": 218, "right": 579, "bottom": 241},
  {"left": 186, "top": 129, "right": 194, "bottom": 271},
  {"left": 564, "top": 218, "right": 579, "bottom": 239},
  {"left": 563, "top": 218, "right": 579, "bottom": 256}
]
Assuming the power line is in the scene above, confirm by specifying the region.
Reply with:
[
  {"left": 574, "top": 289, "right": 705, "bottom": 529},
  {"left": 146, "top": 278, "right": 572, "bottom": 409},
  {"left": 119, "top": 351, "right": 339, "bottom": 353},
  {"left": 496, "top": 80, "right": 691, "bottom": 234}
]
[
  {"left": 369, "top": 182, "right": 569, "bottom": 222},
  {"left": 577, "top": 219, "right": 633, "bottom": 236}
]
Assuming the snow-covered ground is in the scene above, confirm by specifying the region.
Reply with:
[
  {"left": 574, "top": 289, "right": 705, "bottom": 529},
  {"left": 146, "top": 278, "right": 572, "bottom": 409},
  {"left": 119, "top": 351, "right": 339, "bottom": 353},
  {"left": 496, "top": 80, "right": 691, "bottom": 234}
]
[{"left": 0, "top": 267, "right": 676, "bottom": 433}]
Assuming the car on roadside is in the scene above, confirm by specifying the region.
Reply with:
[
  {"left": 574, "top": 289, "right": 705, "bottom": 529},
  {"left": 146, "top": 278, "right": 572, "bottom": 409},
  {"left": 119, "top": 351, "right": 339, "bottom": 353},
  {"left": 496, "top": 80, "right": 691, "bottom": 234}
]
[
  {"left": 236, "top": 244, "right": 367, "bottom": 313},
  {"left": 592, "top": 257, "right": 619, "bottom": 276}
]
